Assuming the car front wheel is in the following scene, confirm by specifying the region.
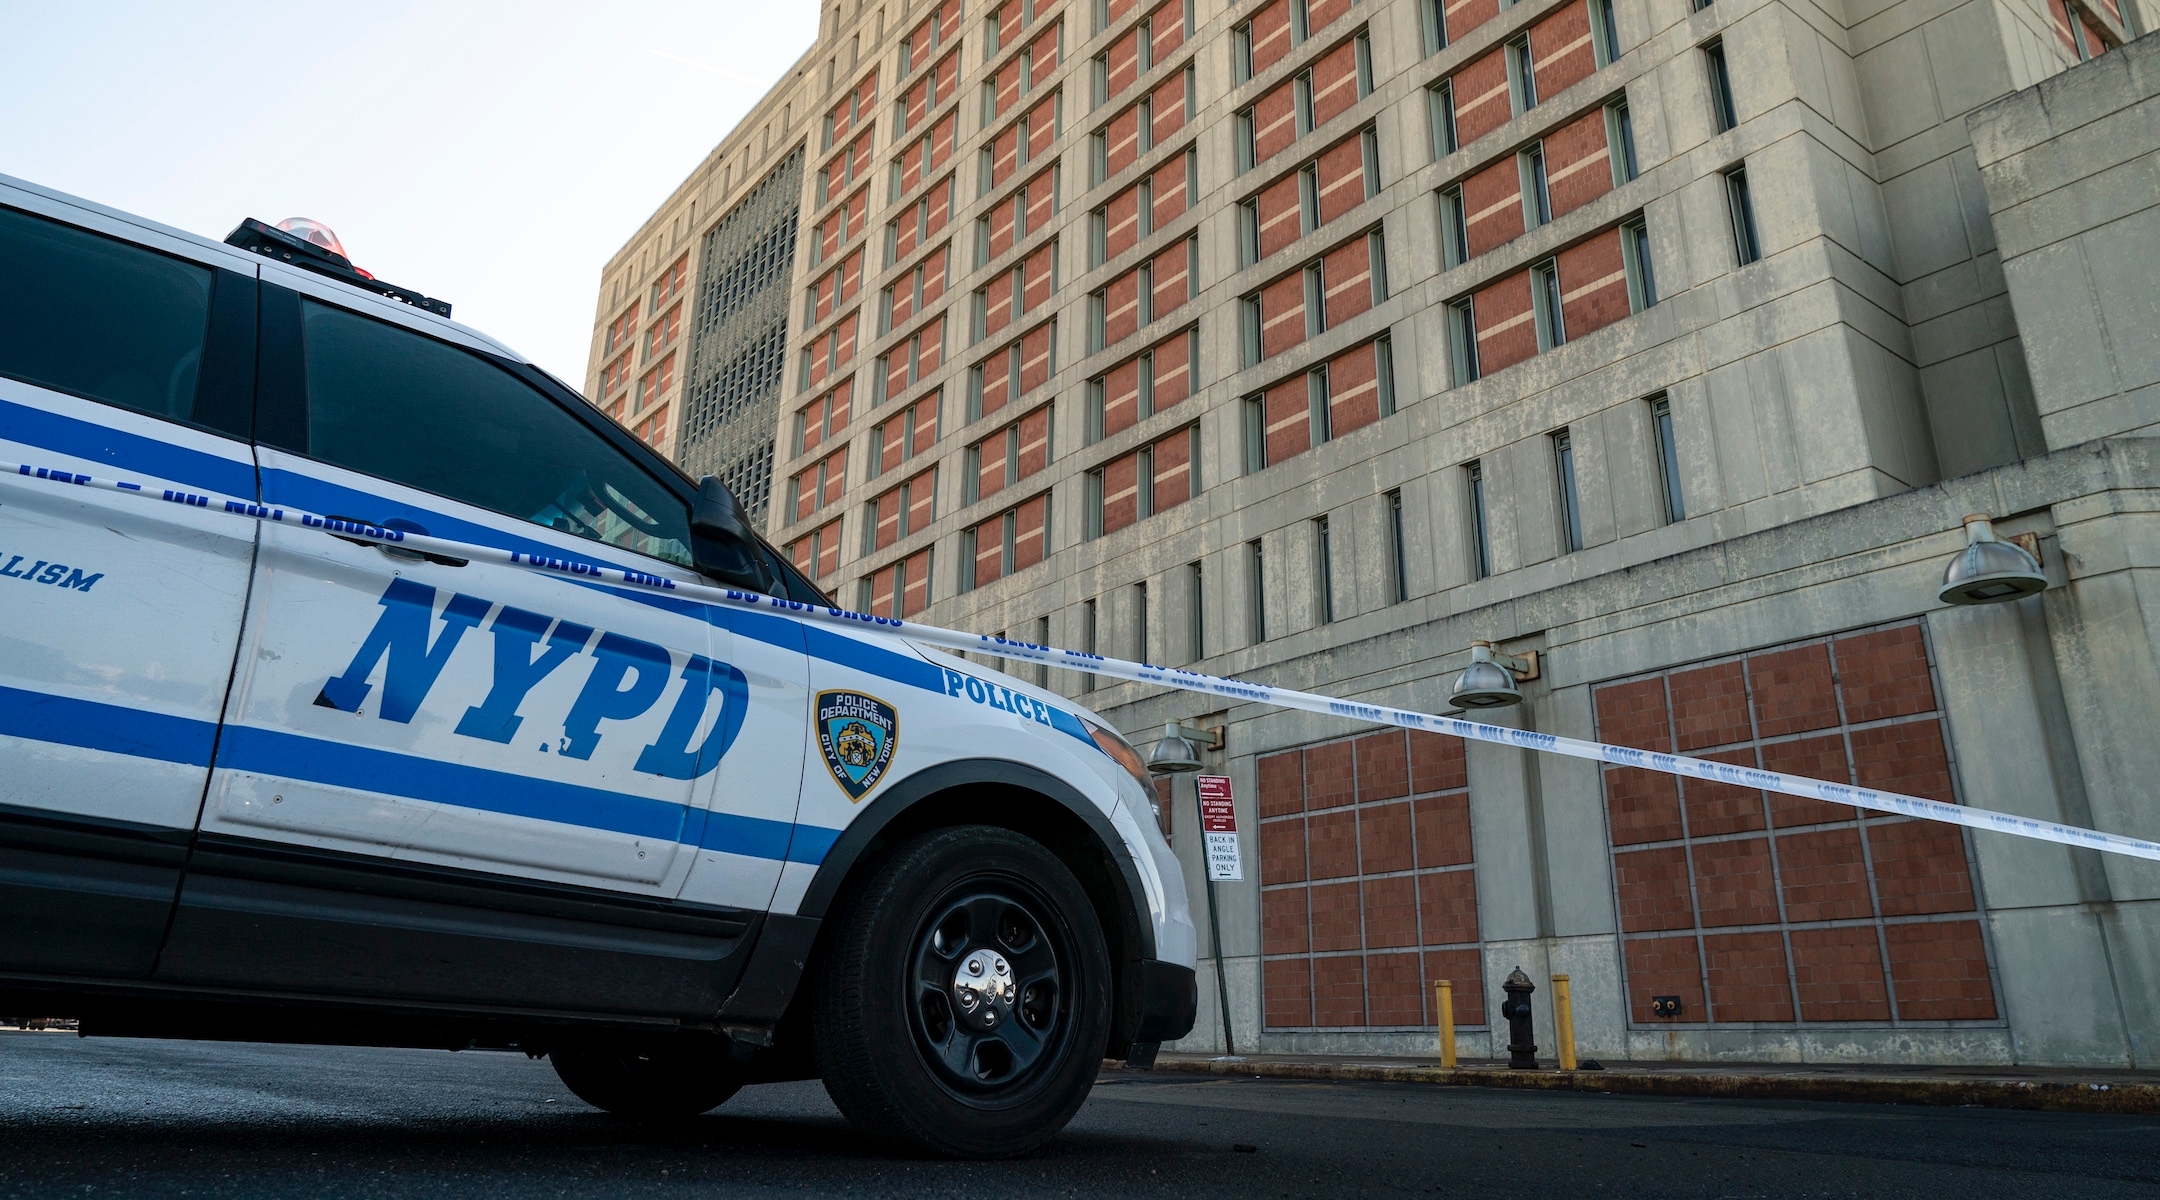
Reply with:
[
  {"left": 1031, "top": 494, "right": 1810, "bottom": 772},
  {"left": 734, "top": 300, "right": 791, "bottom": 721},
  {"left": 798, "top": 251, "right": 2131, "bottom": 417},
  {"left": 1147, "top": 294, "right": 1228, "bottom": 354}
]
[{"left": 811, "top": 825, "right": 1111, "bottom": 1157}]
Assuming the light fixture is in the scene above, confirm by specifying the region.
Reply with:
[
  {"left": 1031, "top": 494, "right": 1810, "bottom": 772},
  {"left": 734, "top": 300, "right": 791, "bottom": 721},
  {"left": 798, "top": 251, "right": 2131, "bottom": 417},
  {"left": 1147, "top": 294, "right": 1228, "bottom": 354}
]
[
  {"left": 1450, "top": 641, "right": 1539, "bottom": 709},
  {"left": 1147, "top": 721, "right": 1224, "bottom": 775},
  {"left": 1937, "top": 514, "right": 2046, "bottom": 606}
]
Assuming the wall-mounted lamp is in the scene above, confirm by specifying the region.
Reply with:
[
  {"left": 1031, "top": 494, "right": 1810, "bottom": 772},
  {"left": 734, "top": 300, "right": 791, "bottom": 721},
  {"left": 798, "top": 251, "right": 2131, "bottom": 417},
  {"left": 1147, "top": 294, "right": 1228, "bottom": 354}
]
[
  {"left": 1146, "top": 721, "right": 1224, "bottom": 775},
  {"left": 1938, "top": 514, "right": 2046, "bottom": 606},
  {"left": 1450, "top": 641, "right": 1540, "bottom": 710}
]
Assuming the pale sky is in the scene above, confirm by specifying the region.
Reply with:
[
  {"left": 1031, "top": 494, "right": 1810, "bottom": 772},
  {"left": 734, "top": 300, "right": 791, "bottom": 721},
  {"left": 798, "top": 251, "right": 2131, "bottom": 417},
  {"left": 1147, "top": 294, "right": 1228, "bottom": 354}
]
[{"left": 3, "top": 1, "right": 821, "bottom": 388}]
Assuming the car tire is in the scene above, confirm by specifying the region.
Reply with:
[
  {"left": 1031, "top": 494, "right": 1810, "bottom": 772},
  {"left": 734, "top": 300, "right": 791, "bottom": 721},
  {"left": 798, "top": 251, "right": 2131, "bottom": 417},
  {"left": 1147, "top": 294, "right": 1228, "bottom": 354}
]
[
  {"left": 551, "top": 1038, "right": 744, "bottom": 1119},
  {"left": 811, "top": 825, "right": 1111, "bottom": 1158}
]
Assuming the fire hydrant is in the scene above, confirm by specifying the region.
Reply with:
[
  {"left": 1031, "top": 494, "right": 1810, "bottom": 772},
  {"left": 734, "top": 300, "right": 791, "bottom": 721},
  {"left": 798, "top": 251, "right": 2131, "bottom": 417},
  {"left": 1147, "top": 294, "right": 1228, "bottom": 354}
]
[{"left": 1501, "top": 967, "right": 1538, "bottom": 1070}]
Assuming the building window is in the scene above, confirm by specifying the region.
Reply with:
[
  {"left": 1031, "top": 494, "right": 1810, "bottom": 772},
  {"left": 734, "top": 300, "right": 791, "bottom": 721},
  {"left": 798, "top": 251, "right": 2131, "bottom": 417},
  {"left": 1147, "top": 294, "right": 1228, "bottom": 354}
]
[
  {"left": 1290, "top": 0, "right": 1310, "bottom": 43},
  {"left": 1706, "top": 40, "right": 1737, "bottom": 132},
  {"left": 1294, "top": 71, "right": 1315, "bottom": 136},
  {"left": 1651, "top": 394, "right": 1685, "bottom": 523},
  {"left": 1369, "top": 228, "right": 1390, "bottom": 303},
  {"left": 1243, "top": 395, "right": 1267, "bottom": 474},
  {"left": 1315, "top": 515, "right": 1335, "bottom": 623},
  {"left": 1623, "top": 216, "right": 1658, "bottom": 310},
  {"left": 1447, "top": 297, "right": 1479, "bottom": 384},
  {"left": 1237, "top": 198, "right": 1260, "bottom": 267},
  {"left": 1725, "top": 165, "right": 1761, "bottom": 265},
  {"left": 1085, "top": 377, "right": 1106, "bottom": 442},
  {"left": 1356, "top": 30, "right": 1374, "bottom": 96},
  {"left": 1082, "top": 598, "right": 1098, "bottom": 691},
  {"left": 1531, "top": 258, "right": 1564, "bottom": 350},
  {"left": 1553, "top": 427, "right": 1583, "bottom": 553},
  {"left": 1133, "top": 580, "right": 1150, "bottom": 664},
  {"left": 1240, "top": 294, "right": 1263, "bottom": 366},
  {"left": 1232, "top": 21, "right": 1254, "bottom": 84},
  {"left": 1235, "top": 108, "right": 1257, "bottom": 173},
  {"left": 1429, "top": 82, "right": 1458, "bottom": 158},
  {"left": 1377, "top": 333, "right": 1398, "bottom": 416},
  {"left": 1362, "top": 128, "right": 1382, "bottom": 199},
  {"left": 1248, "top": 539, "right": 1268, "bottom": 642},
  {"left": 1592, "top": 0, "right": 1620, "bottom": 65},
  {"left": 1466, "top": 460, "right": 1491, "bottom": 579},
  {"left": 1387, "top": 487, "right": 1409, "bottom": 602},
  {"left": 1439, "top": 185, "right": 1468, "bottom": 268},
  {"left": 1606, "top": 99, "right": 1639, "bottom": 183},
  {"left": 1297, "top": 164, "right": 1321, "bottom": 235},
  {"left": 1522, "top": 142, "right": 1552, "bottom": 226},
  {"left": 1084, "top": 468, "right": 1105, "bottom": 539},
  {"left": 1308, "top": 366, "right": 1331, "bottom": 445},
  {"left": 1303, "top": 262, "right": 1326, "bottom": 337},
  {"left": 1188, "top": 560, "right": 1205, "bottom": 660},
  {"left": 1422, "top": 0, "right": 1449, "bottom": 53},
  {"left": 1506, "top": 35, "right": 1537, "bottom": 114}
]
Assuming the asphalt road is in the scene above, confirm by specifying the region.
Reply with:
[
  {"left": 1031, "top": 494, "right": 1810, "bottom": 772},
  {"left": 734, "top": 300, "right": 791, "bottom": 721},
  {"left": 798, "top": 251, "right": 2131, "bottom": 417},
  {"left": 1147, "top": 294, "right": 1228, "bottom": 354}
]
[{"left": 2, "top": 1032, "right": 2156, "bottom": 1198}]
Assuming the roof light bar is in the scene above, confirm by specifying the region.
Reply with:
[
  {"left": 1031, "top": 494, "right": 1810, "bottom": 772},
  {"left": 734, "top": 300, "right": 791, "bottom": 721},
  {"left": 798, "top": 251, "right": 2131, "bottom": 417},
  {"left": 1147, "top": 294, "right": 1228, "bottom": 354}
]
[{"left": 223, "top": 217, "right": 453, "bottom": 318}]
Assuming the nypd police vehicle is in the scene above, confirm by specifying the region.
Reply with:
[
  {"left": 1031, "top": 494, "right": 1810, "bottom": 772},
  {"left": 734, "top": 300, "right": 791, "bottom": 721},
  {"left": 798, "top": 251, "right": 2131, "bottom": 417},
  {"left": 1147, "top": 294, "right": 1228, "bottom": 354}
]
[{"left": 0, "top": 174, "right": 1196, "bottom": 1158}]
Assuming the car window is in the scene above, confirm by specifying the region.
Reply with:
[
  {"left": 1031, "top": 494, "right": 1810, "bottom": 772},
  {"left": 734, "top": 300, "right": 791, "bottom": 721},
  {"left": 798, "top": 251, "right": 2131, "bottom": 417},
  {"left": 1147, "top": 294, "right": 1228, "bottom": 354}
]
[
  {"left": 299, "top": 300, "right": 695, "bottom": 567},
  {"left": 0, "top": 205, "right": 213, "bottom": 424}
]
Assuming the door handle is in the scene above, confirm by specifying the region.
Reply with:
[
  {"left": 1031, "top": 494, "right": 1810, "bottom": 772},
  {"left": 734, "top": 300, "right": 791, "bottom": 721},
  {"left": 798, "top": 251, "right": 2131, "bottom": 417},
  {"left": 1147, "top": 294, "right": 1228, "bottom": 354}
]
[{"left": 323, "top": 515, "right": 469, "bottom": 567}]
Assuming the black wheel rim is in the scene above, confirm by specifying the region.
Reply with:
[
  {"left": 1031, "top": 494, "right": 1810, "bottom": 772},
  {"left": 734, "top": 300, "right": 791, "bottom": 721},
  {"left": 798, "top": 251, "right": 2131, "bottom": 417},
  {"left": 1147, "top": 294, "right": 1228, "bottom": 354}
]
[{"left": 907, "top": 876, "right": 1073, "bottom": 1101}]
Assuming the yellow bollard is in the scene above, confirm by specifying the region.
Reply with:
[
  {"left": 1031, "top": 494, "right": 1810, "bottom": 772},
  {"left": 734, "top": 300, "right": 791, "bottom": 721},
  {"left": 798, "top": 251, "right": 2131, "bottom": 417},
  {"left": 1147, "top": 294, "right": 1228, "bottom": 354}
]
[
  {"left": 1435, "top": 979, "right": 1457, "bottom": 1069},
  {"left": 1552, "top": 974, "right": 1578, "bottom": 1071}
]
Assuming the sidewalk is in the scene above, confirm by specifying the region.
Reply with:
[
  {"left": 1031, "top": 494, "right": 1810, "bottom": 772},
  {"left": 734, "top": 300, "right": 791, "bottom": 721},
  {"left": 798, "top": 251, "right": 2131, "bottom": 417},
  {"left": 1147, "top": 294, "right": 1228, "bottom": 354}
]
[{"left": 1134, "top": 1052, "right": 2160, "bottom": 1115}]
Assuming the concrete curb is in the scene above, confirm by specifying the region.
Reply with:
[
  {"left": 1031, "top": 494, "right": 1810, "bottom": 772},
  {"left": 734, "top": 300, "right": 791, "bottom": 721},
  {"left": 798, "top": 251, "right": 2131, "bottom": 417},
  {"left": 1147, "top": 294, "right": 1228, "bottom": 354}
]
[{"left": 1138, "top": 1058, "right": 2160, "bottom": 1115}]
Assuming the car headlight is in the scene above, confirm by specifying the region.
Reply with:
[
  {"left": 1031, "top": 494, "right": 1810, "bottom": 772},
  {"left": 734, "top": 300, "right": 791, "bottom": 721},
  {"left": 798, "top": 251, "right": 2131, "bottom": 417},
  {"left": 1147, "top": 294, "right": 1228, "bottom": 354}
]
[{"left": 1084, "top": 718, "right": 1155, "bottom": 795}]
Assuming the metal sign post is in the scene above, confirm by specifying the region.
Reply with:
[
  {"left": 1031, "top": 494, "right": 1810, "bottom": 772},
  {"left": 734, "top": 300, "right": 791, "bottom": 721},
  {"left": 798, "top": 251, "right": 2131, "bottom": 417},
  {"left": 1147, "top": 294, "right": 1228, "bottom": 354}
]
[{"left": 1196, "top": 775, "right": 1240, "bottom": 1057}]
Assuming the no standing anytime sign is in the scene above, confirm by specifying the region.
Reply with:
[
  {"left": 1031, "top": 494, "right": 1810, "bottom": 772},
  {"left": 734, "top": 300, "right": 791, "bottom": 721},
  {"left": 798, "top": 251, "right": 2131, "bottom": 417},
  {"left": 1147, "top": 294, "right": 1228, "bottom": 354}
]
[{"left": 1196, "top": 775, "right": 1242, "bottom": 882}]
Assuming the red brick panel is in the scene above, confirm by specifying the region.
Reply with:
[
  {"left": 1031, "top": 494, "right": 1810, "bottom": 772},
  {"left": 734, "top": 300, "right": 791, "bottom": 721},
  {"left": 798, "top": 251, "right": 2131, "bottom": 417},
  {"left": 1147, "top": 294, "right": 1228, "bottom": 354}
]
[
  {"left": 1355, "top": 731, "right": 1410, "bottom": 801},
  {"left": 1367, "top": 951, "right": 1426, "bottom": 1026},
  {"left": 1307, "top": 0, "right": 1352, "bottom": 33},
  {"left": 1249, "top": 0, "right": 1295, "bottom": 75},
  {"left": 973, "top": 432, "right": 1005, "bottom": 502},
  {"left": 818, "top": 211, "right": 843, "bottom": 263},
  {"left": 835, "top": 312, "right": 858, "bottom": 369},
  {"left": 1316, "top": 134, "right": 1369, "bottom": 227},
  {"left": 840, "top": 249, "right": 862, "bottom": 305},
  {"left": 1410, "top": 731, "right": 1469, "bottom": 794},
  {"left": 1150, "top": 0, "right": 1187, "bottom": 57},
  {"left": 1761, "top": 734, "right": 1856, "bottom": 827},
  {"left": 1264, "top": 956, "right": 1313, "bottom": 1028},
  {"left": 971, "top": 513, "right": 1003, "bottom": 587},
  {"left": 1851, "top": 720, "right": 1955, "bottom": 805},
  {"left": 994, "top": 57, "right": 1024, "bottom": 122},
  {"left": 1426, "top": 949, "right": 1487, "bottom": 1025},
  {"left": 1320, "top": 236, "right": 1373, "bottom": 328},
  {"left": 1442, "top": 0, "right": 1500, "bottom": 40},
  {"left": 1101, "top": 450, "right": 1140, "bottom": 535},
  {"left": 1543, "top": 108, "right": 1614, "bottom": 220},
  {"left": 1419, "top": 868, "right": 1481, "bottom": 945},
  {"left": 1359, "top": 799, "right": 1412, "bottom": 873},
  {"left": 1451, "top": 49, "right": 1512, "bottom": 147},
  {"left": 1683, "top": 748, "right": 1766, "bottom": 837},
  {"left": 905, "top": 468, "right": 935, "bottom": 539},
  {"left": 989, "top": 194, "right": 1020, "bottom": 262},
  {"left": 1363, "top": 875, "right": 1418, "bottom": 948},
  {"left": 1529, "top": 2, "right": 1596, "bottom": 103},
  {"left": 1026, "top": 93, "right": 1059, "bottom": 160},
  {"left": 1258, "top": 749, "right": 1305, "bottom": 817},
  {"left": 903, "top": 548, "right": 932, "bottom": 616},
  {"left": 1150, "top": 239, "right": 1191, "bottom": 317},
  {"left": 985, "top": 272, "right": 1016, "bottom": 340},
  {"left": 1777, "top": 827, "right": 1873, "bottom": 922},
  {"left": 1596, "top": 679, "right": 1683, "bottom": 844},
  {"left": 1105, "top": 269, "right": 1142, "bottom": 346},
  {"left": 1833, "top": 625, "right": 1936, "bottom": 721},
  {"left": 1029, "top": 25, "right": 1060, "bottom": 82},
  {"left": 1150, "top": 426, "right": 1193, "bottom": 510},
  {"left": 1102, "top": 357, "right": 1142, "bottom": 437},
  {"left": 978, "top": 349, "right": 1013, "bottom": 419},
  {"left": 848, "top": 187, "right": 871, "bottom": 241},
  {"left": 1690, "top": 836, "right": 1779, "bottom": 927},
  {"left": 922, "top": 245, "right": 949, "bottom": 307},
  {"left": 878, "top": 415, "right": 908, "bottom": 476},
  {"left": 991, "top": 125, "right": 1022, "bottom": 191},
  {"left": 868, "top": 561, "right": 897, "bottom": 616},
  {"left": 1462, "top": 157, "right": 1523, "bottom": 259},
  {"left": 1021, "top": 240, "right": 1057, "bottom": 315},
  {"left": 823, "top": 446, "right": 849, "bottom": 507},
  {"left": 1613, "top": 845, "right": 1693, "bottom": 933},
  {"left": 1106, "top": 28, "right": 1140, "bottom": 98},
  {"left": 1313, "top": 954, "right": 1367, "bottom": 1026},
  {"left": 1023, "top": 166, "right": 1057, "bottom": 234},
  {"left": 1257, "top": 174, "right": 1303, "bottom": 259},
  {"left": 1105, "top": 106, "right": 1143, "bottom": 177},
  {"left": 1107, "top": 0, "right": 1137, "bottom": 25},
  {"left": 1152, "top": 154, "right": 1190, "bottom": 227},
  {"left": 1012, "top": 492, "right": 1048, "bottom": 571},
  {"left": 1150, "top": 70, "right": 1187, "bottom": 144},
  {"left": 1305, "top": 739, "right": 1355, "bottom": 811},
  {"left": 1414, "top": 792, "right": 1474, "bottom": 868},
  {"left": 1669, "top": 661, "right": 1750, "bottom": 751},
  {"left": 929, "top": 116, "right": 958, "bottom": 177},
  {"left": 1309, "top": 37, "right": 1362, "bottom": 129},
  {"left": 1326, "top": 340, "right": 1380, "bottom": 437},
  {"left": 1556, "top": 227, "right": 1631, "bottom": 343},
  {"left": 1867, "top": 819, "right": 1977, "bottom": 916},
  {"left": 1703, "top": 931, "right": 1795, "bottom": 1022},
  {"left": 1260, "top": 272, "right": 1307, "bottom": 358},
  {"left": 1017, "top": 405, "right": 1051, "bottom": 479},
  {"left": 1749, "top": 644, "right": 1839, "bottom": 737},
  {"left": 1308, "top": 809, "right": 1360, "bottom": 883},
  {"left": 1623, "top": 935, "right": 1704, "bottom": 1024},
  {"left": 1789, "top": 925, "right": 1892, "bottom": 1021},
  {"left": 1262, "top": 883, "right": 1309, "bottom": 947},
  {"left": 1104, "top": 184, "right": 1142, "bottom": 260},
  {"left": 1263, "top": 376, "right": 1311, "bottom": 464},
  {"left": 872, "top": 489, "right": 902, "bottom": 550},
  {"left": 1884, "top": 920, "right": 1998, "bottom": 1019},
  {"left": 1471, "top": 270, "right": 1537, "bottom": 375},
  {"left": 1252, "top": 82, "right": 1298, "bottom": 163},
  {"left": 1151, "top": 329, "right": 1193, "bottom": 410},
  {"left": 1018, "top": 321, "right": 1054, "bottom": 393},
  {"left": 1309, "top": 879, "right": 1361, "bottom": 949}
]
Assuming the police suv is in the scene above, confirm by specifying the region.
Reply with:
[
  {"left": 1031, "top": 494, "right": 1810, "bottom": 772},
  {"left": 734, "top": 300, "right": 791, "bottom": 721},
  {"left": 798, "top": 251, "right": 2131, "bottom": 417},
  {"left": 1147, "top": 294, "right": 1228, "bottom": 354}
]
[{"left": 0, "top": 175, "right": 1196, "bottom": 1158}]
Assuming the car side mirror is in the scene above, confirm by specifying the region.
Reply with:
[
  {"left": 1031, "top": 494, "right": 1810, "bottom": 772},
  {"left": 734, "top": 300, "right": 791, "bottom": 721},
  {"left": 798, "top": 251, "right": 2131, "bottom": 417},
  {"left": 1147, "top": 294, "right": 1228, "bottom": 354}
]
[{"left": 690, "top": 475, "right": 777, "bottom": 595}]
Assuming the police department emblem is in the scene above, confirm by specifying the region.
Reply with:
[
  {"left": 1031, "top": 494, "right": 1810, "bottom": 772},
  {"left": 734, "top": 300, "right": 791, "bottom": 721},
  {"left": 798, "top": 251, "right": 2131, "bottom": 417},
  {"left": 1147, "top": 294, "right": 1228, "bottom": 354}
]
[{"left": 817, "top": 690, "right": 898, "bottom": 801}]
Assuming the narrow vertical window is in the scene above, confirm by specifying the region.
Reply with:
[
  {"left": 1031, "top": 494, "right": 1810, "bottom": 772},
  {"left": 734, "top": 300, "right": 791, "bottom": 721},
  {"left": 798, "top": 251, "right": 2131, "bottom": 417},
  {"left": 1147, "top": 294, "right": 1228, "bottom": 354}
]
[
  {"left": 1232, "top": 22, "right": 1254, "bottom": 84},
  {"left": 1082, "top": 598, "right": 1098, "bottom": 691},
  {"left": 1314, "top": 515, "right": 1335, "bottom": 623},
  {"left": 963, "top": 445, "right": 981, "bottom": 504},
  {"left": 1592, "top": 0, "right": 1620, "bottom": 65},
  {"left": 1376, "top": 334, "right": 1397, "bottom": 416},
  {"left": 1465, "top": 460, "right": 1491, "bottom": 579},
  {"left": 1361, "top": 128, "right": 1381, "bottom": 198},
  {"left": 1355, "top": 31, "right": 1374, "bottom": 96},
  {"left": 1298, "top": 163, "right": 1321, "bottom": 234},
  {"left": 1387, "top": 488, "right": 1409, "bottom": 602},
  {"left": 1430, "top": 82, "right": 1458, "bottom": 158},
  {"left": 1447, "top": 297, "right": 1480, "bottom": 384},
  {"left": 1303, "top": 262, "right": 1326, "bottom": 336},
  {"left": 1139, "top": 350, "right": 1156, "bottom": 419},
  {"left": 1532, "top": 258, "right": 1565, "bottom": 350},
  {"left": 1606, "top": 99, "right": 1639, "bottom": 183},
  {"left": 1507, "top": 35, "right": 1537, "bottom": 113},
  {"left": 1248, "top": 539, "right": 1268, "bottom": 642},
  {"left": 1138, "top": 180, "right": 1156, "bottom": 239},
  {"left": 1084, "top": 469, "right": 1105, "bottom": 538},
  {"left": 1422, "top": 0, "right": 1449, "bottom": 54},
  {"left": 1134, "top": 580, "right": 1150, "bottom": 663},
  {"left": 957, "top": 528, "right": 978, "bottom": 590},
  {"left": 1235, "top": 108, "right": 1257, "bottom": 173},
  {"left": 1188, "top": 560, "right": 1206, "bottom": 660},
  {"left": 1651, "top": 394, "right": 1685, "bottom": 523},
  {"left": 1240, "top": 294, "right": 1262, "bottom": 366},
  {"left": 1243, "top": 395, "right": 1267, "bottom": 473},
  {"left": 1369, "top": 228, "right": 1390, "bottom": 302},
  {"left": 1308, "top": 366, "right": 1331, "bottom": 445},
  {"left": 1439, "top": 185, "right": 1468, "bottom": 268},
  {"left": 1137, "top": 445, "right": 1156, "bottom": 519},
  {"left": 1522, "top": 142, "right": 1552, "bottom": 226},
  {"left": 1238, "top": 199, "right": 1260, "bottom": 267},
  {"left": 1622, "top": 216, "right": 1658, "bottom": 309},
  {"left": 1294, "top": 71, "right": 1315, "bottom": 136},
  {"left": 1088, "top": 289, "right": 1106, "bottom": 352},
  {"left": 1091, "top": 52, "right": 1108, "bottom": 109},
  {"left": 1705, "top": 40, "right": 1737, "bottom": 132},
  {"left": 1553, "top": 428, "right": 1583, "bottom": 553},
  {"left": 1291, "top": 0, "right": 1310, "bottom": 43},
  {"left": 1090, "top": 130, "right": 1108, "bottom": 185},
  {"left": 1086, "top": 377, "right": 1106, "bottom": 442},
  {"left": 1725, "top": 165, "right": 1761, "bottom": 265}
]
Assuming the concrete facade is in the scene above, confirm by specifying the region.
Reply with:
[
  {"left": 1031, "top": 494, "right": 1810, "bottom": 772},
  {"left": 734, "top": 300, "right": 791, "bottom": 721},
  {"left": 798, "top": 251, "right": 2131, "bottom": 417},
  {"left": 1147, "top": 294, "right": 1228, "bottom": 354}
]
[{"left": 587, "top": 1, "right": 2160, "bottom": 1067}]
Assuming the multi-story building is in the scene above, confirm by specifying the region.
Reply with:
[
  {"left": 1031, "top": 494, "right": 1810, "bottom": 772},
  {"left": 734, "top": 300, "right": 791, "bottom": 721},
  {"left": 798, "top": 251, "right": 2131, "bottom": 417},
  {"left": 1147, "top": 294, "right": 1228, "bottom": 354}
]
[{"left": 590, "top": 1, "right": 2160, "bottom": 1067}]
